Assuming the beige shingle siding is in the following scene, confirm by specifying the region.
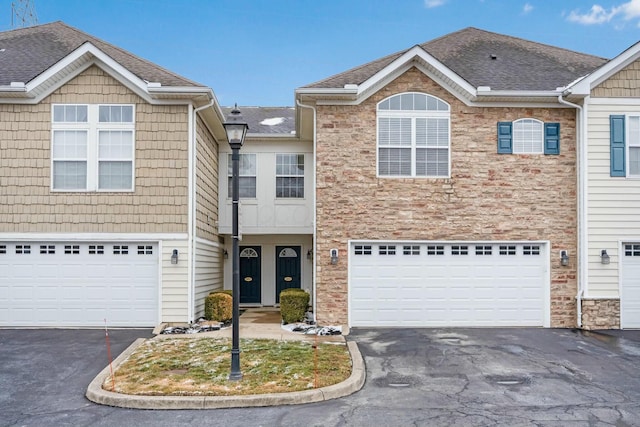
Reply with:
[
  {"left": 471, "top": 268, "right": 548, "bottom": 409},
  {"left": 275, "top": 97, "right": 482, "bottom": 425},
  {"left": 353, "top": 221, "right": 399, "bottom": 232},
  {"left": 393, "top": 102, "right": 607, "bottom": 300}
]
[
  {"left": 314, "top": 67, "right": 579, "bottom": 328},
  {"left": 195, "top": 115, "right": 219, "bottom": 241},
  {"left": 0, "top": 65, "right": 189, "bottom": 233},
  {"left": 592, "top": 60, "right": 640, "bottom": 97}
]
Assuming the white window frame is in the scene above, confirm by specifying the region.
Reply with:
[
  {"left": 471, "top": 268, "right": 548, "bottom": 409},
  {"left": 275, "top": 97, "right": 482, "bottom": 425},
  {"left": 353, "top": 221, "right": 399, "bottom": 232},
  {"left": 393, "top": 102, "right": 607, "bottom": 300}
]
[
  {"left": 227, "top": 153, "right": 257, "bottom": 199},
  {"left": 627, "top": 114, "right": 640, "bottom": 178},
  {"left": 276, "top": 153, "right": 304, "bottom": 198},
  {"left": 377, "top": 92, "right": 451, "bottom": 178},
  {"left": 512, "top": 118, "right": 544, "bottom": 154},
  {"left": 51, "top": 104, "right": 135, "bottom": 192}
]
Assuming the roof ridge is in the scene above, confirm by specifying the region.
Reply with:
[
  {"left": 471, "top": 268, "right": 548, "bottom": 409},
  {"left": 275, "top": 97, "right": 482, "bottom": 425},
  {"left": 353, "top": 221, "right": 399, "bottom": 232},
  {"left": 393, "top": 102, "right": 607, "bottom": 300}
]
[
  {"left": 426, "top": 27, "right": 607, "bottom": 61},
  {"left": 54, "top": 21, "right": 205, "bottom": 87}
]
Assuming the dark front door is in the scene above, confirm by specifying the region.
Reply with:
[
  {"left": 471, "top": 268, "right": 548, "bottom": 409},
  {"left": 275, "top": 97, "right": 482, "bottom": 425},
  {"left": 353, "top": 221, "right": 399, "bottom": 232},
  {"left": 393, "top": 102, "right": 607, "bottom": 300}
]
[
  {"left": 276, "top": 246, "right": 301, "bottom": 303},
  {"left": 239, "top": 246, "right": 261, "bottom": 304}
]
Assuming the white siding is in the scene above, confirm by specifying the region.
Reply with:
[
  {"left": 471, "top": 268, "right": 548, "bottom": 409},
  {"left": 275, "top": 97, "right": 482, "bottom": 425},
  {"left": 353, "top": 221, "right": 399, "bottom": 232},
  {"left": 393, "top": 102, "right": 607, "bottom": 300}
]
[
  {"left": 218, "top": 139, "right": 314, "bottom": 235},
  {"left": 194, "top": 239, "right": 223, "bottom": 319},
  {"left": 587, "top": 103, "right": 640, "bottom": 297},
  {"left": 161, "top": 240, "right": 189, "bottom": 322}
]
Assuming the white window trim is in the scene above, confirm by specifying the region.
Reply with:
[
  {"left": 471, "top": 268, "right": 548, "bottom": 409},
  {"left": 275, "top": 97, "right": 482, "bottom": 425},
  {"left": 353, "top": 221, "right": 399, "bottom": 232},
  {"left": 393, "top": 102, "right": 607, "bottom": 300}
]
[
  {"left": 227, "top": 153, "right": 257, "bottom": 199},
  {"left": 51, "top": 104, "right": 135, "bottom": 192},
  {"left": 512, "top": 118, "right": 544, "bottom": 155},
  {"left": 626, "top": 114, "right": 640, "bottom": 178},
  {"left": 276, "top": 153, "right": 305, "bottom": 199},
  {"left": 376, "top": 93, "right": 451, "bottom": 178}
]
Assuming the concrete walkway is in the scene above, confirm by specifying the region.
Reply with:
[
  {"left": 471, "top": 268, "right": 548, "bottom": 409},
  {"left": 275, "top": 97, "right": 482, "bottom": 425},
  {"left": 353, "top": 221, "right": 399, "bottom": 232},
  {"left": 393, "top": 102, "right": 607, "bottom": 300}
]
[{"left": 86, "top": 309, "right": 364, "bottom": 409}]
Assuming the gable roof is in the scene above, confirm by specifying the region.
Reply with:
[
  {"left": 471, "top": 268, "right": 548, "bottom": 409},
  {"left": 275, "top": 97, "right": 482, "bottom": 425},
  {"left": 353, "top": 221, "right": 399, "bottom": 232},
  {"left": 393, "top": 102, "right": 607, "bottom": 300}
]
[
  {"left": 567, "top": 39, "right": 640, "bottom": 96},
  {"left": 0, "top": 21, "right": 199, "bottom": 87},
  {"left": 298, "top": 27, "right": 607, "bottom": 103},
  {"left": 0, "top": 21, "right": 222, "bottom": 112}
]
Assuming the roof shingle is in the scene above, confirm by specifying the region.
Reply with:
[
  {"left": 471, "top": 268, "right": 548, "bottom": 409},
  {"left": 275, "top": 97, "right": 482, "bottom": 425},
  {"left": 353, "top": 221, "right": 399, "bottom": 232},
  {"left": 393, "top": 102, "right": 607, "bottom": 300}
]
[
  {"left": 302, "top": 27, "right": 608, "bottom": 92},
  {"left": 0, "top": 21, "right": 201, "bottom": 87}
]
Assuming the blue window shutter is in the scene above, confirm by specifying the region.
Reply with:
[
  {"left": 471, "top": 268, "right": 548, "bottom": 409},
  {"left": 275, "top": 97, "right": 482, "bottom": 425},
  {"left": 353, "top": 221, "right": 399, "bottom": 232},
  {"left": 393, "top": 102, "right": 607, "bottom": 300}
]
[
  {"left": 610, "top": 115, "right": 626, "bottom": 177},
  {"left": 497, "top": 122, "right": 512, "bottom": 154},
  {"left": 544, "top": 123, "right": 560, "bottom": 155}
]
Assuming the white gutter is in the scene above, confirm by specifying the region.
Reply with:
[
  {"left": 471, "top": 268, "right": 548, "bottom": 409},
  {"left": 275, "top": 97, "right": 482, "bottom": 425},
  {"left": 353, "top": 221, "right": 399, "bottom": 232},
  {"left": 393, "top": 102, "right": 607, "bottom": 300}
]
[
  {"left": 296, "top": 99, "right": 317, "bottom": 323},
  {"left": 187, "top": 98, "right": 216, "bottom": 323},
  {"left": 558, "top": 92, "right": 587, "bottom": 328},
  {"left": 476, "top": 89, "right": 563, "bottom": 98}
]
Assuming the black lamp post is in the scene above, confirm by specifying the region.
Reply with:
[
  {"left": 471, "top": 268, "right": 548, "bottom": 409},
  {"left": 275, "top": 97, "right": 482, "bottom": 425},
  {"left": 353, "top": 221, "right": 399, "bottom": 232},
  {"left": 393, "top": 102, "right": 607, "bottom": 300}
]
[{"left": 223, "top": 105, "right": 248, "bottom": 381}]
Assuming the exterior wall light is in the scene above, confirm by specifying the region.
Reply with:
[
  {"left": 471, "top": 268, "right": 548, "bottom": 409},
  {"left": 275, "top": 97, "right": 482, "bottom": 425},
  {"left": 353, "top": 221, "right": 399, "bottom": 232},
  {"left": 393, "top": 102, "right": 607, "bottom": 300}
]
[
  {"left": 224, "top": 249, "right": 229, "bottom": 259},
  {"left": 171, "top": 249, "right": 179, "bottom": 265},
  {"left": 307, "top": 249, "right": 313, "bottom": 260},
  {"left": 601, "top": 250, "right": 610, "bottom": 265},
  {"left": 330, "top": 248, "right": 338, "bottom": 265},
  {"left": 560, "top": 250, "right": 569, "bottom": 266}
]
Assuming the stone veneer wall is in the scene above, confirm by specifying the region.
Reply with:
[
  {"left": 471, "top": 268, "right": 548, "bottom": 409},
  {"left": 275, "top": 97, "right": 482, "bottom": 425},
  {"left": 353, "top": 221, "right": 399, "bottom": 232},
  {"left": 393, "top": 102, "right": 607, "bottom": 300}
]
[
  {"left": 314, "top": 67, "right": 578, "bottom": 328},
  {"left": 581, "top": 299, "right": 620, "bottom": 330}
]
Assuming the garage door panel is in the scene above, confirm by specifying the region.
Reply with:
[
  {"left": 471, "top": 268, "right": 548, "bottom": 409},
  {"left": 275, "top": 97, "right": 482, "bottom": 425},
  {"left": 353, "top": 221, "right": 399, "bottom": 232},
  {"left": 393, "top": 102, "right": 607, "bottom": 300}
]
[
  {"left": 0, "top": 242, "right": 159, "bottom": 327},
  {"left": 622, "top": 249, "right": 640, "bottom": 328},
  {"left": 350, "top": 241, "right": 547, "bottom": 327}
]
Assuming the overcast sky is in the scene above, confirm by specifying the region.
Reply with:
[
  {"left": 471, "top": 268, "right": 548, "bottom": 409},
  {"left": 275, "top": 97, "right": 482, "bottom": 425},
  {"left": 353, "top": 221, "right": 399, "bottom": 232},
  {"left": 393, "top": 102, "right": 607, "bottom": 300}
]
[{"left": 1, "top": 0, "right": 639, "bottom": 106}]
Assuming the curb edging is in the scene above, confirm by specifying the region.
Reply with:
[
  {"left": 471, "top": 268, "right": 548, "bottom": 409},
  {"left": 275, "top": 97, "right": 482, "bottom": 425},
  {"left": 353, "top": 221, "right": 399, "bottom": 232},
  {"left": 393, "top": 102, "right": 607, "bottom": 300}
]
[{"left": 86, "top": 339, "right": 365, "bottom": 409}]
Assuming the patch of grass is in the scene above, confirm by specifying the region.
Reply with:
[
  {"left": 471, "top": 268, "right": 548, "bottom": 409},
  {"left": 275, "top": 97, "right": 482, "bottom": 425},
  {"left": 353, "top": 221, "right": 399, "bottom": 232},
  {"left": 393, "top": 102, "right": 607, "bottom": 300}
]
[{"left": 105, "top": 338, "right": 352, "bottom": 396}]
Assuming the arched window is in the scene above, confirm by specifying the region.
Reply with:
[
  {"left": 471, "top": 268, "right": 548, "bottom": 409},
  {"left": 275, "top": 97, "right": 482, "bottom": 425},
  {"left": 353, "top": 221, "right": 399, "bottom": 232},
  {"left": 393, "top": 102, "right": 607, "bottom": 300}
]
[
  {"left": 377, "top": 93, "right": 450, "bottom": 177},
  {"left": 513, "top": 118, "right": 543, "bottom": 154}
]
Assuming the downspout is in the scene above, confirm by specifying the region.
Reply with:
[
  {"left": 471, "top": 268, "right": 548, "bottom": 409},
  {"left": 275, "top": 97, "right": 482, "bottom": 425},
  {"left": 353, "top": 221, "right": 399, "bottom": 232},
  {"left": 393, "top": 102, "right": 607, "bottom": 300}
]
[
  {"left": 296, "top": 99, "right": 317, "bottom": 323},
  {"left": 188, "top": 99, "right": 216, "bottom": 323},
  {"left": 558, "top": 93, "right": 586, "bottom": 328}
]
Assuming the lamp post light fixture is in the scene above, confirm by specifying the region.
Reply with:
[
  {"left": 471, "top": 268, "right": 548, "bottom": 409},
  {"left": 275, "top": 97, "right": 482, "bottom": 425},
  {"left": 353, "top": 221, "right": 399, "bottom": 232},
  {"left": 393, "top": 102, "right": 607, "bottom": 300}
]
[{"left": 223, "top": 105, "right": 248, "bottom": 381}]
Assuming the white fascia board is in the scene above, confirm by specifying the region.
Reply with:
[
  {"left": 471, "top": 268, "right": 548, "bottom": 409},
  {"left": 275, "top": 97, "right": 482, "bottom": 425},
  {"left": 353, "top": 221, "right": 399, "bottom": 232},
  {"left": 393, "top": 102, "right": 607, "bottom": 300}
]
[
  {"left": 0, "top": 232, "right": 188, "bottom": 241},
  {"left": 295, "top": 87, "right": 359, "bottom": 97},
  {"left": 13, "top": 42, "right": 212, "bottom": 105},
  {"left": 358, "top": 45, "right": 477, "bottom": 98},
  {"left": 476, "top": 90, "right": 562, "bottom": 98},
  {"left": 569, "top": 42, "right": 640, "bottom": 95},
  {"left": 147, "top": 85, "right": 214, "bottom": 98},
  {"left": 27, "top": 42, "right": 149, "bottom": 95},
  {"left": 246, "top": 133, "right": 298, "bottom": 139},
  {"left": 297, "top": 46, "right": 477, "bottom": 103},
  {"left": 588, "top": 97, "right": 640, "bottom": 106}
]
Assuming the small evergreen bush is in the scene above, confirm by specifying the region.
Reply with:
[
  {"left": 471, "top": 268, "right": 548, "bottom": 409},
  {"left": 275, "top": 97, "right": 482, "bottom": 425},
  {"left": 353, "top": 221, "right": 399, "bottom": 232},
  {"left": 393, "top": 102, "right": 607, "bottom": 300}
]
[
  {"left": 280, "top": 288, "right": 310, "bottom": 324},
  {"left": 204, "top": 292, "right": 232, "bottom": 322}
]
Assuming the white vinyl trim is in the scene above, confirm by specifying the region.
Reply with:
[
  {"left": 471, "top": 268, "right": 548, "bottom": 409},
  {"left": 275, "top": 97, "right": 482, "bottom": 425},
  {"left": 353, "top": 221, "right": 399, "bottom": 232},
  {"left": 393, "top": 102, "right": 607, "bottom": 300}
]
[{"left": 0, "top": 233, "right": 187, "bottom": 241}]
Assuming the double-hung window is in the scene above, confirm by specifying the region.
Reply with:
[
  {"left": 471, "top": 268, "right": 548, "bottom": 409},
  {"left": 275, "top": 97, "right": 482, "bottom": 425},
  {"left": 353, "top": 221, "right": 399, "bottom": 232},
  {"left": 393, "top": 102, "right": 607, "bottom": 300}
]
[
  {"left": 377, "top": 92, "right": 450, "bottom": 178},
  {"left": 276, "top": 153, "right": 304, "bottom": 198},
  {"left": 228, "top": 153, "right": 256, "bottom": 198},
  {"left": 52, "top": 104, "right": 135, "bottom": 191}
]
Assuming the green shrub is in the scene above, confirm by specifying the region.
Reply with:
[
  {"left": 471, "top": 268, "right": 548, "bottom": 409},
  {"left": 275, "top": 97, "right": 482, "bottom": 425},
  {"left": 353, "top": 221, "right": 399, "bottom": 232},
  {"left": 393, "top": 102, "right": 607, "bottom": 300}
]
[
  {"left": 280, "top": 288, "right": 310, "bottom": 324},
  {"left": 209, "top": 289, "right": 232, "bottom": 297},
  {"left": 204, "top": 292, "right": 232, "bottom": 322}
]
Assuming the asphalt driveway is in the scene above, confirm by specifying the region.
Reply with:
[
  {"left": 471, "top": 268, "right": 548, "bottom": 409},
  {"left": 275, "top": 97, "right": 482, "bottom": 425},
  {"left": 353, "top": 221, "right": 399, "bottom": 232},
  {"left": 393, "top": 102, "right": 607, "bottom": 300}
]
[{"left": 1, "top": 328, "right": 639, "bottom": 426}]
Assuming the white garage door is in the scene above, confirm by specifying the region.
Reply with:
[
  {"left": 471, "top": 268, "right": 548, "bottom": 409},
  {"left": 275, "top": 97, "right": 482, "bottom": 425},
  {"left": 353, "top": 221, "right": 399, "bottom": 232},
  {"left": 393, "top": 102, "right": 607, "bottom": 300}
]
[
  {"left": 621, "top": 243, "right": 640, "bottom": 329},
  {"left": 350, "top": 242, "right": 548, "bottom": 327},
  {"left": 0, "top": 242, "right": 159, "bottom": 327}
]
